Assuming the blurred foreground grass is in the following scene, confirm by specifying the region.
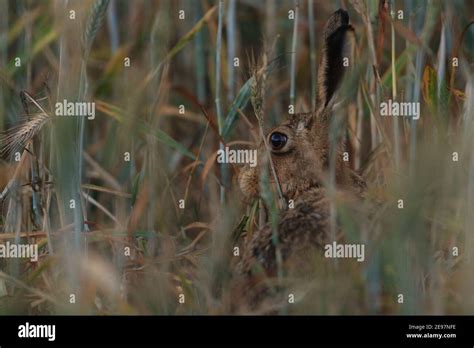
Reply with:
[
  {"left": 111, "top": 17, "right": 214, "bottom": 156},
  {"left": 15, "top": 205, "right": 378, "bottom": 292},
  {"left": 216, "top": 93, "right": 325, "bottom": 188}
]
[{"left": 0, "top": 0, "right": 473, "bottom": 314}]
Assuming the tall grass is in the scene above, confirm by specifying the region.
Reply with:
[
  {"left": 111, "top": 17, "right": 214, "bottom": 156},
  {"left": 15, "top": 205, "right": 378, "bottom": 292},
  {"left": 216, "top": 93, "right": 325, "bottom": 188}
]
[
  {"left": 308, "top": 0, "right": 316, "bottom": 110},
  {"left": 0, "top": 0, "right": 473, "bottom": 315},
  {"left": 215, "top": 0, "right": 225, "bottom": 205},
  {"left": 226, "top": 0, "right": 237, "bottom": 103},
  {"left": 289, "top": 0, "right": 299, "bottom": 108}
]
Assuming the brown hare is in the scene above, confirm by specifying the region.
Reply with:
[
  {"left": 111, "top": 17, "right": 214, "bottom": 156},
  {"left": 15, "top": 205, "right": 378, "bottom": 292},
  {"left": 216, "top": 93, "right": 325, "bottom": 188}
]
[{"left": 235, "top": 9, "right": 366, "bottom": 310}]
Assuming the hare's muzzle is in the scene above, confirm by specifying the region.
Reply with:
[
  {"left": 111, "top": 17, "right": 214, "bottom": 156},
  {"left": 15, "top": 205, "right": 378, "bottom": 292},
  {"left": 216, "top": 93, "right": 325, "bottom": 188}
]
[{"left": 238, "top": 164, "right": 259, "bottom": 199}]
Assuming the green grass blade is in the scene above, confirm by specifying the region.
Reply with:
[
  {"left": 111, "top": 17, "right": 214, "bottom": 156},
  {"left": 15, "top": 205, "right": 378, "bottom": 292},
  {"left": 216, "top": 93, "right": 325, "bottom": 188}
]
[{"left": 221, "top": 76, "right": 252, "bottom": 140}]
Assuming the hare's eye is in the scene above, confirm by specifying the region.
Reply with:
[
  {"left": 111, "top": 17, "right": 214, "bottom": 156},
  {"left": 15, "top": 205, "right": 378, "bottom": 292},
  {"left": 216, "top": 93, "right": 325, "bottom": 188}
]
[{"left": 269, "top": 132, "right": 288, "bottom": 151}]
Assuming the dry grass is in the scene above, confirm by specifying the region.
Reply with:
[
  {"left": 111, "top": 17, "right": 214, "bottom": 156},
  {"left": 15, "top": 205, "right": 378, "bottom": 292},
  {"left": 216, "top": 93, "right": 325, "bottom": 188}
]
[{"left": 0, "top": 0, "right": 473, "bottom": 315}]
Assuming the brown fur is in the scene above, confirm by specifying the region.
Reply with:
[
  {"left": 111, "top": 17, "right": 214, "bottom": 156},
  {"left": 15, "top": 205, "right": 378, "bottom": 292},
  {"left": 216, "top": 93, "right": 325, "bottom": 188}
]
[{"left": 234, "top": 9, "right": 365, "bottom": 312}]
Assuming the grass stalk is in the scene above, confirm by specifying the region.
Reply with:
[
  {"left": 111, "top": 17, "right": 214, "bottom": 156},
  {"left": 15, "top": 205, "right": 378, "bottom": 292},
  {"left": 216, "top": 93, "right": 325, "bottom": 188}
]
[
  {"left": 106, "top": 0, "right": 119, "bottom": 54},
  {"left": 226, "top": 0, "right": 237, "bottom": 103},
  {"left": 436, "top": 20, "right": 446, "bottom": 100},
  {"left": 409, "top": 2, "right": 426, "bottom": 177},
  {"left": 54, "top": 0, "right": 83, "bottom": 296},
  {"left": 390, "top": 1, "right": 400, "bottom": 173},
  {"left": 308, "top": 0, "right": 316, "bottom": 110},
  {"left": 0, "top": 0, "right": 8, "bottom": 131},
  {"left": 194, "top": 1, "right": 206, "bottom": 104},
  {"left": 77, "top": 0, "right": 109, "bottom": 237},
  {"left": 215, "top": 0, "right": 226, "bottom": 205},
  {"left": 289, "top": 0, "right": 299, "bottom": 108},
  {"left": 463, "top": 73, "right": 474, "bottom": 262},
  {"left": 250, "top": 54, "right": 285, "bottom": 298}
]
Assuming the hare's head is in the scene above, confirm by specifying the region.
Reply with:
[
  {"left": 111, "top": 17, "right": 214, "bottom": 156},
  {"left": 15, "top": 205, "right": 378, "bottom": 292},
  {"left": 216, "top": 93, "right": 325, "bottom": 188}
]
[{"left": 239, "top": 9, "right": 356, "bottom": 200}]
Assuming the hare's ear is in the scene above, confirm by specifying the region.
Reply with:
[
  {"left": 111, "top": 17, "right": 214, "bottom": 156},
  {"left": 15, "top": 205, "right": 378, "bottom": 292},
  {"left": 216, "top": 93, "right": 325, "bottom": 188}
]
[{"left": 316, "top": 9, "right": 355, "bottom": 110}]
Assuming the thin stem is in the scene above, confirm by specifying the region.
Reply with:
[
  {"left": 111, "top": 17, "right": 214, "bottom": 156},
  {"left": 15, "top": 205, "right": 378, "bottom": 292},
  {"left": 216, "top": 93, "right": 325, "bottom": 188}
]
[
  {"left": 215, "top": 0, "right": 225, "bottom": 204},
  {"left": 308, "top": 0, "right": 317, "bottom": 110},
  {"left": 226, "top": 0, "right": 237, "bottom": 103},
  {"left": 289, "top": 0, "right": 299, "bottom": 108},
  {"left": 391, "top": 1, "right": 400, "bottom": 173}
]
